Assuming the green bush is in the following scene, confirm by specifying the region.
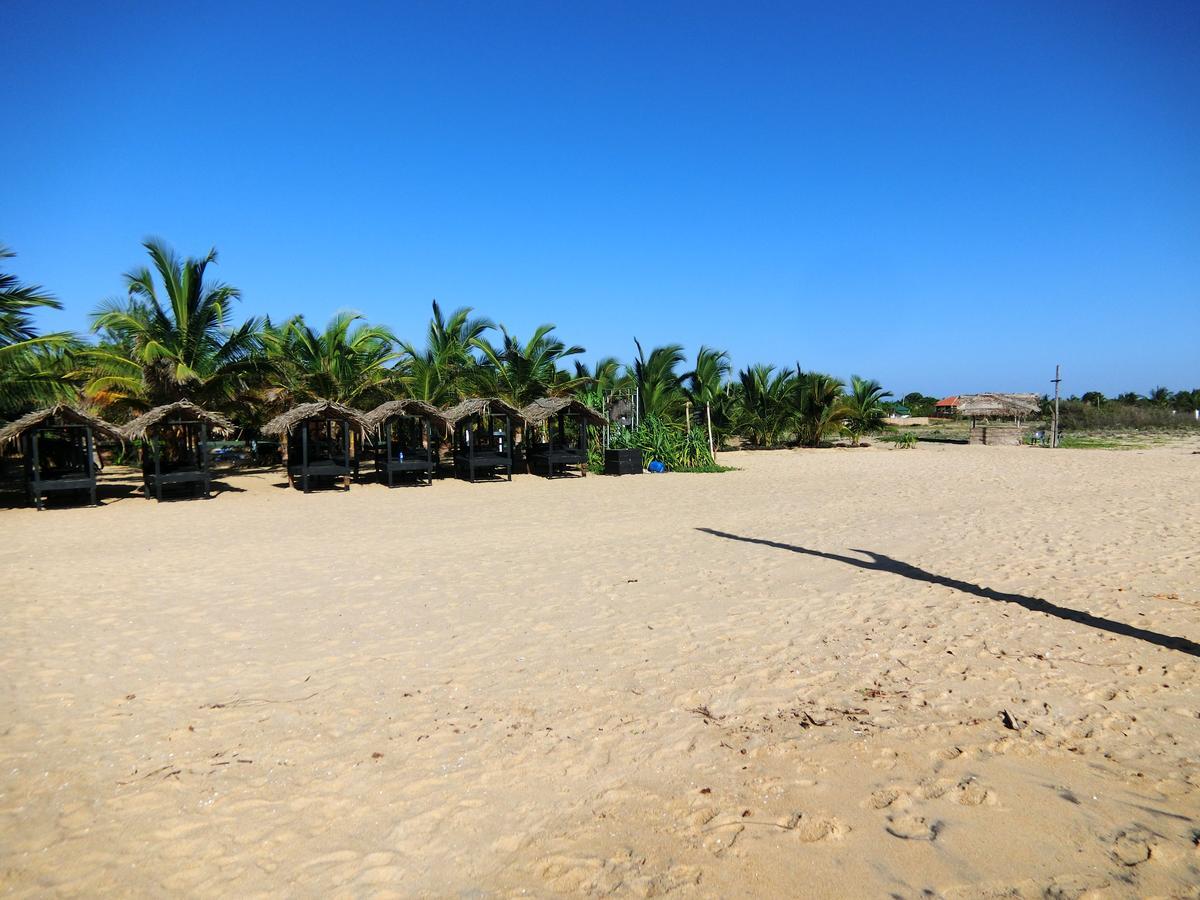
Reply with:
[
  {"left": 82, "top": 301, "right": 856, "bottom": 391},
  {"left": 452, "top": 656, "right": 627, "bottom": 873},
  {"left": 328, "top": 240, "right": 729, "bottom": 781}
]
[{"left": 608, "top": 417, "right": 723, "bottom": 472}]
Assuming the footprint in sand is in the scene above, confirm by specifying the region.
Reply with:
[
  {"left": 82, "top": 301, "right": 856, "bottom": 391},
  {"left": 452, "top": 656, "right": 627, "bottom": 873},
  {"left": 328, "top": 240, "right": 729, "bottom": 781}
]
[
  {"left": 865, "top": 788, "right": 904, "bottom": 810},
  {"left": 885, "top": 814, "right": 941, "bottom": 841},
  {"left": 1111, "top": 830, "right": 1152, "bottom": 867},
  {"left": 788, "top": 814, "right": 848, "bottom": 843}
]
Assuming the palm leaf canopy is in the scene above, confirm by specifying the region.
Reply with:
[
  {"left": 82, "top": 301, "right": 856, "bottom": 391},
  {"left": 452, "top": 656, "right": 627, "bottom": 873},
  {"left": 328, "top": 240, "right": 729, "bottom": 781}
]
[
  {"left": 261, "top": 399, "right": 369, "bottom": 436},
  {"left": 120, "top": 400, "right": 235, "bottom": 441},
  {"left": 520, "top": 396, "right": 607, "bottom": 426},
  {"left": 0, "top": 404, "right": 123, "bottom": 447},
  {"left": 362, "top": 399, "right": 449, "bottom": 431}
]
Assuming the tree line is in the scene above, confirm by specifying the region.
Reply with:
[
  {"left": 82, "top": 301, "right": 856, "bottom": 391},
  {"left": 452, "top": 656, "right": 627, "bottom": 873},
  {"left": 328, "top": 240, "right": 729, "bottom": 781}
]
[{"left": 4, "top": 239, "right": 1194, "bottom": 444}]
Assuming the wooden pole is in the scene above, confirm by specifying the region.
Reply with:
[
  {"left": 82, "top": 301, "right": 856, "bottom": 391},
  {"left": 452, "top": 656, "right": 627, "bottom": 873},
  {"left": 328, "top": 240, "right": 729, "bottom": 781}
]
[
  {"left": 1051, "top": 364, "right": 1061, "bottom": 448},
  {"left": 705, "top": 402, "right": 714, "bottom": 457},
  {"left": 685, "top": 400, "right": 692, "bottom": 432}
]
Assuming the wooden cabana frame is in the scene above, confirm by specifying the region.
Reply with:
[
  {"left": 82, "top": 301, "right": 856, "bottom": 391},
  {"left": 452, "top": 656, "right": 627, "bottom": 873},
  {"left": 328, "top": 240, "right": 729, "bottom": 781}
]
[
  {"left": 956, "top": 393, "right": 1041, "bottom": 426},
  {"left": 520, "top": 397, "right": 606, "bottom": 478},
  {"left": 121, "top": 400, "right": 234, "bottom": 502},
  {"left": 441, "top": 398, "right": 522, "bottom": 483},
  {"left": 363, "top": 400, "right": 448, "bottom": 487},
  {"left": 0, "top": 405, "right": 122, "bottom": 510},
  {"left": 262, "top": 400, "right": 368, "bottom": 492}
]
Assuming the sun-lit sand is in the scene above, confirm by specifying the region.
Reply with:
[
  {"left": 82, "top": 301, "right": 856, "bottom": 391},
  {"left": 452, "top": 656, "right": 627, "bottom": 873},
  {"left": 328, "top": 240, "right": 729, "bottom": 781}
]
[{"left": 2, "top": 442, "right": 1198, "bottom": 897}]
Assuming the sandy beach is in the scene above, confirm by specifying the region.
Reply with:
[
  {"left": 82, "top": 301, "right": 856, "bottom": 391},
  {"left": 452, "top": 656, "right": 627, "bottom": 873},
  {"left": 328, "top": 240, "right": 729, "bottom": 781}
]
[{"left": 2, "top": 443, "right": 1198, "bottom": 897}]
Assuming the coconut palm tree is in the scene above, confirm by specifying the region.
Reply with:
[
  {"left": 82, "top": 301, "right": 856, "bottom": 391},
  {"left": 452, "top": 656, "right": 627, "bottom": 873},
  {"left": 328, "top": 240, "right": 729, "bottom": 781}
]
[
  {"left": 732, "top": 364, "right": 797, "bottom": 447},
  {"left": 397, "top": 300, "right": 493, "bottom": 404},
  {"left": 841, "top": 375, "right": 893, "bottom": 445},
  {"left": 795, "top": 368, "right": 846, "bottom": 447},
  {"left": 631, "top": 339, "right": 686, "bottom": 421},
  {"left": 0, "top": 246, "right": 81, "bottom": 414},
  {"left": 85, "top": 239, "right": 263, "bottom": 414},
  {"left": 264, "top": 312, "right": 399, "bottom": 407},
  {"left": 686, "top": 346, "right": 731, "bottom": 405},
  {"left": 471, "top": 323, "right": 586, "bottom": 407}
]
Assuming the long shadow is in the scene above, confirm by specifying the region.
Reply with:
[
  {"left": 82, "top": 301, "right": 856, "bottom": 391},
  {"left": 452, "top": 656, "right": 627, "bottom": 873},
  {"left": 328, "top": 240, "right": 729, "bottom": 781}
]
[{"left": 697, "top": 528, "right": 1199, "bottom": 658}]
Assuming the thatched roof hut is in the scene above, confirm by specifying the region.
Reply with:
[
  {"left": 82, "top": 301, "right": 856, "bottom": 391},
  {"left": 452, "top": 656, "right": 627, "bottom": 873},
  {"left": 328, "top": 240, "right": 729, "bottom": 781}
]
[
  {"left": 0, "top": 405, "right": 122, "bottom": 448},
  {"left": 261, "top": 400, "right": 368, "bottom": 436},
  {"left": 441, "top": 398, "right": 522, "bottom": 482},
  {"left": 521, "top": 397, "right": 604, "bottom": 478},
  {"left": 121, "top": 400, "right": 235, "bottom": 441},
  {"left": 956, "top": 393, "right": 1041, "bottom": 419},
  {"left": 0, "top": 405, "right": 123, "bottom": 509},
  {"left": 363, "top": 399, "right": 448, "bottom": 432},
  {"left": 520, "top": 397, "right": 607, "bottom": 427},
  {"left": 440, "top": 397, "right": 525, "bottom": 426}
]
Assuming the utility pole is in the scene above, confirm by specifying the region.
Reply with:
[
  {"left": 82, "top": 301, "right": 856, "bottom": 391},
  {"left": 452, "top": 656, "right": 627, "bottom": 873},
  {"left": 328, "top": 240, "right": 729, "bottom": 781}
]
[{"left": 1051, "top": 364, "right": 1061, "bottom": 448}]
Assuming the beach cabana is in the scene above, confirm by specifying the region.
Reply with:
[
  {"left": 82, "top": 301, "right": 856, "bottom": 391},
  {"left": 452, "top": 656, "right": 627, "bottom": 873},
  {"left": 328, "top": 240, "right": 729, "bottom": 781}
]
[
  {"left": 0, "top": 405, "right": 122, "bottom": 510},
  {"left": 262, "top": 400, "right": 367, "bottom": 492},
  {"left": 441, "top": 398, "right": 522, "bottom": 482},
  {"left": 121, "top": 401, "right": 234, "bottom": 501},
  {"left": 958, "top": 393, "right": 1041, "bottom": 445},
  {"left": 363, "top": 400, "right": 447, "bottom": 487},
  {"left": 520, "top": 397, "right": 606, "bottom": 478}
]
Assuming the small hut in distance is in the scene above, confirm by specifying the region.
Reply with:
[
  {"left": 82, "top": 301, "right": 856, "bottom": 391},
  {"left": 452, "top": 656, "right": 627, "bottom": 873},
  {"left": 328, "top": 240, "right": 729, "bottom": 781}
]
[
  {"left": 520, "top": 397, "right": 606, "bottom": 477},
  {"left": 957, "top": 393, "right": 1041, "bottom": 445},
  {"left": 0, "top": 405, "right": 123, "bottom": 509},
  {"left": 121, "top": 400, "right": 234, "bottom": 501},
  {"left": 363, "top": 399, "right": 447, "bottom": 487},
  {"left": 441, "top": 398, "right": 522, "bottom": 482},
  {"left": 262, "top": 400, "right": 368, "bottom": 492}
]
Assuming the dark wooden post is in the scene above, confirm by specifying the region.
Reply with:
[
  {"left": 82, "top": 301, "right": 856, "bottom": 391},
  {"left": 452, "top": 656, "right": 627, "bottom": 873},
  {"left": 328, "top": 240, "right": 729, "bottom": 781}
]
[
  {"left": 31, "top": 430, "right": 43, "bottom": 510},
  {"left": 385, "top": 418, "right": 394, "bottom": 487},
  {"left": 201, "top": 421, "right": 210, "bottom": 498},
  {"left": 86, "top": 425, "right": 97, "bottom": 506},
  {"left": 301, "top": 424, "right": 310, "bottom": 493}
]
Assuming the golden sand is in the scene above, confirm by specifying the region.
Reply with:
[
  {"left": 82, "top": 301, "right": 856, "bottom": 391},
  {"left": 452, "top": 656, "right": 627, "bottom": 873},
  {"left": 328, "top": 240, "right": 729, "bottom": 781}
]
[{"left": 2, "top": 442, "right": 1198, "bottom": 896}]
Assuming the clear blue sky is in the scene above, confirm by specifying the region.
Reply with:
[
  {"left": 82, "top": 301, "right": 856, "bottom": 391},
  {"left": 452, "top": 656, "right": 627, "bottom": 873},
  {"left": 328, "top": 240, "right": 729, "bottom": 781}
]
[{"left": 4, "top": 0, "right": 1197, "bottom": 396}]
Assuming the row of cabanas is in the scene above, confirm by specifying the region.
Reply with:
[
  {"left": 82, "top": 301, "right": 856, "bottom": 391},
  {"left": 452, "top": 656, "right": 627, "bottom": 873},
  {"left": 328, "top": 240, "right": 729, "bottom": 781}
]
[{"left": 0, "top": 395, "right": 607, "bottom": 508}]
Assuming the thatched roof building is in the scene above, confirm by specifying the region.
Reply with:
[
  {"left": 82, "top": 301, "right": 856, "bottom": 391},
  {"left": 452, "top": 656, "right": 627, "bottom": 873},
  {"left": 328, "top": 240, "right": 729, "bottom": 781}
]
[
  {"left": 363, "top": 399, "right": 448, "bottom": 431},
  {"left": 261, "top": 400, "right": 368, "bottom": 436},
  {"left": 0, "top": 405, "right": 122, "bottom": 448},
  {"left": 440, "top": 397, "right": 524, "bottom": 426},
  {"left": 121, "top": 400, "right": 235, "bottom": 441},
  {"left": 956, "top": 393, "right": 1041, "bottom": 418},
  {"left": 520, "top": 397, "right": 607, "bottom": 427}
]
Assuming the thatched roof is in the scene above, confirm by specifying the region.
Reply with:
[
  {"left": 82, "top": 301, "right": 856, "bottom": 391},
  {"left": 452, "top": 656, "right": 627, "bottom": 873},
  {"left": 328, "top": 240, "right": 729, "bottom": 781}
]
[
  {"left": 261, "top": 400, "right": 368, "bottom": 436},
  {"left": 363, "top": 399, "right": 449, "bottom": 431},
  {"left": 956, "top": 393, "right": 1041, "bottom": 418},
  {"left": 121, "top": 400, "right": 235, "bottom": 441},
  {"left": 520, "top": 397, "right": 607, "bottom": 427},
  {"left": 440, "top": 397, "right": 524, "bottom": 426},
  {"left": 0, "top": 405, "right": 123, "bottom": 448}
]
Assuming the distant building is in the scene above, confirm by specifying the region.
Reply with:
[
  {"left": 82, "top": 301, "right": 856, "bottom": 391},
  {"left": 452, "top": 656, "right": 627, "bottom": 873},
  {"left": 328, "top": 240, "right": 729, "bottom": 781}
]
[{"left": 932, "top": 396, "right": 959, "bottom": 418}]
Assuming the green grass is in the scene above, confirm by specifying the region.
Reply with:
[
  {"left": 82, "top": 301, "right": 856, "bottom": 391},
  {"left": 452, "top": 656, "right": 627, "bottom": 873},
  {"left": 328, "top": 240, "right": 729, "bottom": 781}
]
[{"left": 1057, "top": 434, "right": 1149, "bottom": 450}]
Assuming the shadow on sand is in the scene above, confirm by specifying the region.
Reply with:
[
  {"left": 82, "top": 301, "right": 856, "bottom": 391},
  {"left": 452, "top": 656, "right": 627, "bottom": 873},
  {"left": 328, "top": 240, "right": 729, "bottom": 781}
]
[{"left": 697, "top": 528, "right": 1199, "bottom": 658}]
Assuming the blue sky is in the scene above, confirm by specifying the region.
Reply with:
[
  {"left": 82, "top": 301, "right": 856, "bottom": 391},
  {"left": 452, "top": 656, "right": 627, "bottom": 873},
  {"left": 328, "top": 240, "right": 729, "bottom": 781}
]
[{"left": 4, "top": 0, "right": 1197, "bottom": 396}]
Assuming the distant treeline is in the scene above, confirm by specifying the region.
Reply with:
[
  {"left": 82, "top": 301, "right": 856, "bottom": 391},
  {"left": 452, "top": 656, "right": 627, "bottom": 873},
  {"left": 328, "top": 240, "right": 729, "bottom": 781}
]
[
  {"left": 891, "top": 391, "right": 1200, "bottom": 429},
  {"left": 4, "top": 239, "right": 1195, "bottom": 442}
]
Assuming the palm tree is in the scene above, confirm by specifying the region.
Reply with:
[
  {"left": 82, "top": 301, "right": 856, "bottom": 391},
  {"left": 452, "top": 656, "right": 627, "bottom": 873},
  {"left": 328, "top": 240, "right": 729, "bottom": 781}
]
[
  {"left": 1, "top": 245, "right": 63, "bottom": 345},
  {"left": 471, "top": 324, "right": 585, "bottom": 407},
  {"left": 631, "top": 339, "right": 686, "bottom": 421},
  {"left": 795, "top": 368, "right": 846, "bottom": 447},
  {"left": 1148, "top": 386, "right": 1171, "bottom": 408},
  {"left": 85, "top": 239, "right": 263, "bottom": 414},
  {"left": 397, "top": 300, "right": 493, "bottom": 405},
  {"left": 686, "top": 346, "right": 731, "bottom": 405},
  {"left": 265, "top": 312, "right": 399, "bottom": 406},
  {"left": 0, "top": 246, "right": 80, "bottom": 414},
  {"left": 841, "top": 375, "right": 893, "bottom": 445},
  {"left": 732, "top": 364, "right": 797, "bottom": 447}
]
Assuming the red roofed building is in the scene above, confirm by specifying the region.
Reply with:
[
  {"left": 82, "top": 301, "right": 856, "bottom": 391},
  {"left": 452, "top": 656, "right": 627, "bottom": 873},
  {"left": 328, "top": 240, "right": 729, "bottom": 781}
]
[{"left": 933, "top": 396, "right": 959, "bottom": 418}]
